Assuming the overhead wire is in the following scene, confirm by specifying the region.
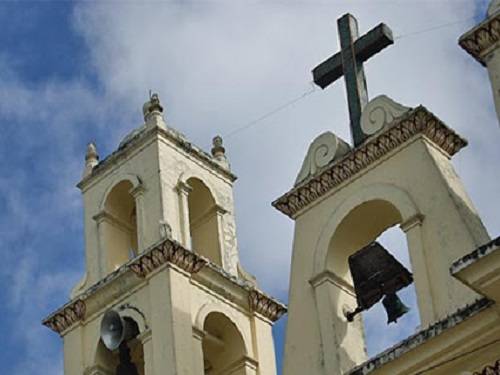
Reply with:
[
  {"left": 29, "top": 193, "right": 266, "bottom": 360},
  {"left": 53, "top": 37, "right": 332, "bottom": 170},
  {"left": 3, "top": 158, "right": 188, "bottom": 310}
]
[{"left": 219, "top": 15, "right": 477, "bottom": 141}]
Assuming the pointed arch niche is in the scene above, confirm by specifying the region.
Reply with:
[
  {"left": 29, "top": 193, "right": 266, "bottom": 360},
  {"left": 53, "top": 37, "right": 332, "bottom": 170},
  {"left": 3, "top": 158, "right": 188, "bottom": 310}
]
[
  {"left": 95, "top": 178, "right": 144, "bottom": 274},
  {"left": 310, "top": 185, "right": 428, "bottom": 372},
  {"left": 200, "top": 312, "right": 255, "bottom": 375},
  {"left": 178, "top": 177, "right": 224, "bottom": 267}
]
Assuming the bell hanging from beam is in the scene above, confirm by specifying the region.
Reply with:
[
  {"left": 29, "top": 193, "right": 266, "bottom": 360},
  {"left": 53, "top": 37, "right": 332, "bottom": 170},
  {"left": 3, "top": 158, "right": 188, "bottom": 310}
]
[
  {"left": 345, "top": 241, "right": 413, "bottom": 324},
  {"left": 382, "top": 292, "right": 410, "bottom": 324}
]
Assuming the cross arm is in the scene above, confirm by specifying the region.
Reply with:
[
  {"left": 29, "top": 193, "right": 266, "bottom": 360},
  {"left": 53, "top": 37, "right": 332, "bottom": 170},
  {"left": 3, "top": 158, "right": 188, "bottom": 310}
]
[
  {"left": 354, "top": 23, "right": 394, "bottom": 63},
  {"left": 312, "top": 52, "right": 343, "bottom": 89}
]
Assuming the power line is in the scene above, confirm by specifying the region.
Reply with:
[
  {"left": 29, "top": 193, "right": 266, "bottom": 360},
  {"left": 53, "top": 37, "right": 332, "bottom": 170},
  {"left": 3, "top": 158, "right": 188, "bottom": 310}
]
[
  {"left": 395, "top": 16, "right": 476, "bottom": 40},
  {"left": 223, "top": 82, "right": 317, "bottom": 139},
  {"left": 413, "top": 337, "right": 500, "bottom": 375},
  {"left": 220, "top": 16, "right": 477, "bottom": 141}
]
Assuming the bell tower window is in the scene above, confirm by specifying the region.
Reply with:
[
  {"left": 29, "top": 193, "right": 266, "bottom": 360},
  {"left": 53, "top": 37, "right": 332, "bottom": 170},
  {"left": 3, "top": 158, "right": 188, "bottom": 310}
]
[
  {"left": 187, "top": 178, "right": 223, "bottom": 267},
  {"left": 202, "top": 312, "right": 248, "bottom": 375},
  {"left": 101, "top": 180, "right": 139, "bottom": 272}
]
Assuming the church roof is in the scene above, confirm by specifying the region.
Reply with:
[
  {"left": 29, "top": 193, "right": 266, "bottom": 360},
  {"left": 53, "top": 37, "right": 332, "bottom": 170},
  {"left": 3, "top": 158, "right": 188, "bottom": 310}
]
[
  {"left": 451, "top": 236, "right": 500, "bottom": 274},
  {"left": 347, "top": 297, "right": 492, "bottom": 375}
]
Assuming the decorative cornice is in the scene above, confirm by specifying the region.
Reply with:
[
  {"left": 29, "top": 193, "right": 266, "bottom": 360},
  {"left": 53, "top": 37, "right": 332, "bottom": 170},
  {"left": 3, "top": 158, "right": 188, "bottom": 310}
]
[
  {"left": 474, "top": 359, "right": 500, "bottom": 375},
  {"left": 42, "top": 299, "right": 86, "bottom": 335},
  {"left": 43, "top": 238, "right": 286, "bottom": 336},
  {"left": 273, "top": 106, "right": 467, "bottom": 219},
  {"left": 129, "top": 238, "right": 208, "bottom": 277},
  {"left": 248, "top": 289, "right": 287, "bottom": 322},
  {"left": 459, "top": 13, "right": 500, "bottom": 66}
]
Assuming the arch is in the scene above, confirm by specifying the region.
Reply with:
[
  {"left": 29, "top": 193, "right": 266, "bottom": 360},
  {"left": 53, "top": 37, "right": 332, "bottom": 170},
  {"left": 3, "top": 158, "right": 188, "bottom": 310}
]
[
  {"left": 313, "top": 183, "right": 420, "bottom": 276},
  {"left": 99, "top": 179, "right": 140, "bottom": 272},
  {"left": 186, "top": 177, "right": 223, "bottom": 267},
  {"left": 201, "top": 311, "right": 249, "bottom": 375},
  {"left": 93, "top": 337, "right": 145, "bottom": 375},
  {"left": 194, "top": 302, "right": 241, "bottom": 334},
  {"left": 99, "top": 173, "right": 142, "bottom": 212},
  {"left": 178, "top": 171, "right": 223, "bottom": 206},
  {"left": 309, "top": 183, "right": 423, "bottom": 371}
]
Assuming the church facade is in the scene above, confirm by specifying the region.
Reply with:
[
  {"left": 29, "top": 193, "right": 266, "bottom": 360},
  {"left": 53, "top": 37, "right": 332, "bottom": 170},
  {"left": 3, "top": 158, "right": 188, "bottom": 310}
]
[{"left": 44, "top": 3, "right": 500, "bottom": 375}]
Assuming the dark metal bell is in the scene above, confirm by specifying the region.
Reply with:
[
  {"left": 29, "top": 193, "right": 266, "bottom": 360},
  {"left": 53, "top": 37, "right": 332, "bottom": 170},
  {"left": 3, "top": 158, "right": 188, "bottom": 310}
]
[{"left": 382, "top": 292, "right": 410, "bottom": 324}]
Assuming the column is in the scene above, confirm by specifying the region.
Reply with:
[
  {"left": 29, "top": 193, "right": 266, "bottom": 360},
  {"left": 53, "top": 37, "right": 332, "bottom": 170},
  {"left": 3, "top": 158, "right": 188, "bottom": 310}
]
[
  {"left": 138, "top": 329, "right": 154, "bottom": 375},
  {"left": 192, "top": 327, "right": 205, "bottom": 375},
  {"left": 148, "top": 265, "right": 194, "bottom": 375},
  {"left": 92, "top": 211, "right": 109, "bottom": 277},
  {"left": 130, "top": 184, "right": 146, "bottom": 252},
  {"left": 400, "top": 214, "right": 438, "bottom": 325},
  {"left": 176, "top": 181, "right": 192, "bottom": 249}
]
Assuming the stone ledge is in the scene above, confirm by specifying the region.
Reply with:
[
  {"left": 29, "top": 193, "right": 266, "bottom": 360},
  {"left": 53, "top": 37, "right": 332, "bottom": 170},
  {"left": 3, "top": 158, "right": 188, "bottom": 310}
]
[
  {"left": 451, "top": 236, "right": 500, "bottom": 275},
  {"left": 459, "top": 13, "right": 500, "bottom": 66},
  {"left": 77, "top": 124, "right": 236, "bottom": 191},
  {"left": 42, "top": 238, "right": 286, "bottom": 335},
  {"left": 273, "top": 106, "right": 467, "bottom": 219},
  {"left": 346, "top": 298, "right": 493, "bottom": 375}
]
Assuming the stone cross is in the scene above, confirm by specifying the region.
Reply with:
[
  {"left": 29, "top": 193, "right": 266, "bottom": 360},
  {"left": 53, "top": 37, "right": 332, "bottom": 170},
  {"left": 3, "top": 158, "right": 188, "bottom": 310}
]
[{"left": 313, "top": 13, "right": 394, "bottom": 146}]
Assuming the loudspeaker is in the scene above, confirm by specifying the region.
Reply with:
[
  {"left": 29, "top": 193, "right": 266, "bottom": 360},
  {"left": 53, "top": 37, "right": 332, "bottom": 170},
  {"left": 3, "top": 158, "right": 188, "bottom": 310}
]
[{"left": 100, "top": 310, "right": 139, "bottom": 351}]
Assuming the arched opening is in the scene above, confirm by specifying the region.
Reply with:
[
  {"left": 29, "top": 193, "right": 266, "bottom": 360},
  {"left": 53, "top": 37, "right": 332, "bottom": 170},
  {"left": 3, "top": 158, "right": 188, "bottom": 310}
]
[
  {"left": 94, "top": 338, "right": 145, "bottom": 375},
  {"left": 327, "top": 199, "right": 420, "bottom": 356},
  {"left": 102, "top": 180, "right": 138, "bottom": 272},
  {"left": 187, "top": 178, "right": 222, "bottom": 267},
  {"left": 202, "top": 312, "right": 248, "bottom": 375}
]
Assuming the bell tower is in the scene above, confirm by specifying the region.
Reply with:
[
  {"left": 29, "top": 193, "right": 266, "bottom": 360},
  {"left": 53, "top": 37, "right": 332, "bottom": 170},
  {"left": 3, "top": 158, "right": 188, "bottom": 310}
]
[
  {"left": 276, "top": 13, "right": 491, "bottom": 375},
  {"left": 43, "top": 94, "right": 286, "bottom": 375}
]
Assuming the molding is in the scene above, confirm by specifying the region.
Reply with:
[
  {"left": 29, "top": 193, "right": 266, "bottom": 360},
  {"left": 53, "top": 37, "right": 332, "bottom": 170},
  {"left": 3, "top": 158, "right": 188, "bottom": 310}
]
[
  {"left": 42, "top": 299, "right": 86, "bottom": 335},
  {"left": 400, "top": 213, "right": 425, "bottom": 233},
  {"left": 248, "top": 289, "right": 287, "bottom": 322},
  {"left": 129, "top": 238, "right": 208, "bottom": 278},
  {"left": 474, "top": 360, "right": 500, "bottom": 375},
  {"left": 459, "top": 13, "right": 500, "bottom": 66},
  {"left": 78, "top": 125, "right": 237, "bottom": 191},
  {"left": 272, "top": 106, "right": 467, "bottom": 219},
  {"left": 92, "top": 210, "right": 134, "bottom": 233},
  {"left": 309, "top": 270, "right": 355, "bottom": 297},
  {"left": 42, "top": 238, "right": 287, "bottom": 336},
  {"left": 451, "top": 236, "right": 500, "bottom": 275},
  {"left": 347, "top": 298, "right": 493, "bottom": 375}
]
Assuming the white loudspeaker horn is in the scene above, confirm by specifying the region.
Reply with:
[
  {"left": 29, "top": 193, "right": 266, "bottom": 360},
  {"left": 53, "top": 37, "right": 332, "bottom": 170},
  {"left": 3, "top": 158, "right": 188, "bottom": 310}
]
[{"left": 100, "top": 310, "right": 139, "bottom": 351}]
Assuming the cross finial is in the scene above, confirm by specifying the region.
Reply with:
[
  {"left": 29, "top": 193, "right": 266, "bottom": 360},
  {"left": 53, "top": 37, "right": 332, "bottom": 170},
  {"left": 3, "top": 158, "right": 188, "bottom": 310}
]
[{"left": 312, "top": 14, "right": 394, "bottom": 146}]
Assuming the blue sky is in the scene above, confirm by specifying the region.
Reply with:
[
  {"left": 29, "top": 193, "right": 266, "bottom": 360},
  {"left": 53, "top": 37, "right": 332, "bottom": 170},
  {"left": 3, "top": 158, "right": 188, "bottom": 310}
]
[{"left": 0, "top": 0, "right": 497, "bottom": 374}]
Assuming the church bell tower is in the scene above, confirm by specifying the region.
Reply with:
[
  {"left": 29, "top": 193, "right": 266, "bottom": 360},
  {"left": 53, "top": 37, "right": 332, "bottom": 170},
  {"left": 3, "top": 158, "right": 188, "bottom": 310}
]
[
  {"left": 43, "top": 94, "right": 286, "bottom": 375},
  {"left": 276, "top": 14, "right": 491, "bottom": 375}
]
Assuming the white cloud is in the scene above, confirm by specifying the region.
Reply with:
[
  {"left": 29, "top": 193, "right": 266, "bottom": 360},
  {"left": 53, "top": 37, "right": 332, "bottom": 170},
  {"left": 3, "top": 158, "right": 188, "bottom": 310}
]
[{"left": 1, "top": 0, "right": 498, "bottom": 371}]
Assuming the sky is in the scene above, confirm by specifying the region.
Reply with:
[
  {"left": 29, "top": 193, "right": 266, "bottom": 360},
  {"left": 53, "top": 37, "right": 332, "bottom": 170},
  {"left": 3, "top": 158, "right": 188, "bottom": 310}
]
[{"left": 0, "top": 0, "right": 497, "bottom": 374}]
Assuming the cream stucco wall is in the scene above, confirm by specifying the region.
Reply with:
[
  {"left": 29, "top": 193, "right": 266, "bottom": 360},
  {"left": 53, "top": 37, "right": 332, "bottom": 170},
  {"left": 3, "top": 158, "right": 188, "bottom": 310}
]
[{"left": 283, "top": 136, "right": 489, "bottom": 375}]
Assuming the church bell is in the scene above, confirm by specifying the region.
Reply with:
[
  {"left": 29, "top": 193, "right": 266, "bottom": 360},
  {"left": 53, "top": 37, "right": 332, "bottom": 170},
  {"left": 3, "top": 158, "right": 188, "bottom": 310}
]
[
  {"left": 346, "top": 241, "right": 413, "bottom": 324},
  {"left": 382, "top": 292, "right": 410, "bottom": 324}
]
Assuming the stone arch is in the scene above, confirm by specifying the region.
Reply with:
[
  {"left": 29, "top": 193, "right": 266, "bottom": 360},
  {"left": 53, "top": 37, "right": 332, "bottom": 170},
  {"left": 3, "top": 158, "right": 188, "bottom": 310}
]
[
  {"left": 99, "top": 174, "right": 142, "bottom": 212},
  {"left": 184, "top": 176, "right": 224, "bottom": 267},
  {"left": 93, "top": 335, "right": 145, "bottom": 375},
  {"left": 201, "top": 311, "right": 250, "bottom": 375},
  {"left": 309, "top": 183, "right": 424, "bottom": 373},
  {"left": 313, "top": 183, "right": 421, "bottom": 276},
  {"left": 97, "top": 176, "right": 143, "bottom": 273},
  {"left": 178, "top": 171, "right": 223, "bottom": 207}
]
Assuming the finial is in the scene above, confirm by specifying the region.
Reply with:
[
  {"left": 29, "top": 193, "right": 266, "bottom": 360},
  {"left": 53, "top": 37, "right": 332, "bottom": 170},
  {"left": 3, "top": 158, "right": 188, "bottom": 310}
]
[
  {"left": 83, "top": 142, "right": 99, "bottom": 179},
  {"left": 211, "top": 135, "right": 230, "bottom": 168},
  {"left": 142, "top": 93, "right": 166, "bottom": 128}
]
